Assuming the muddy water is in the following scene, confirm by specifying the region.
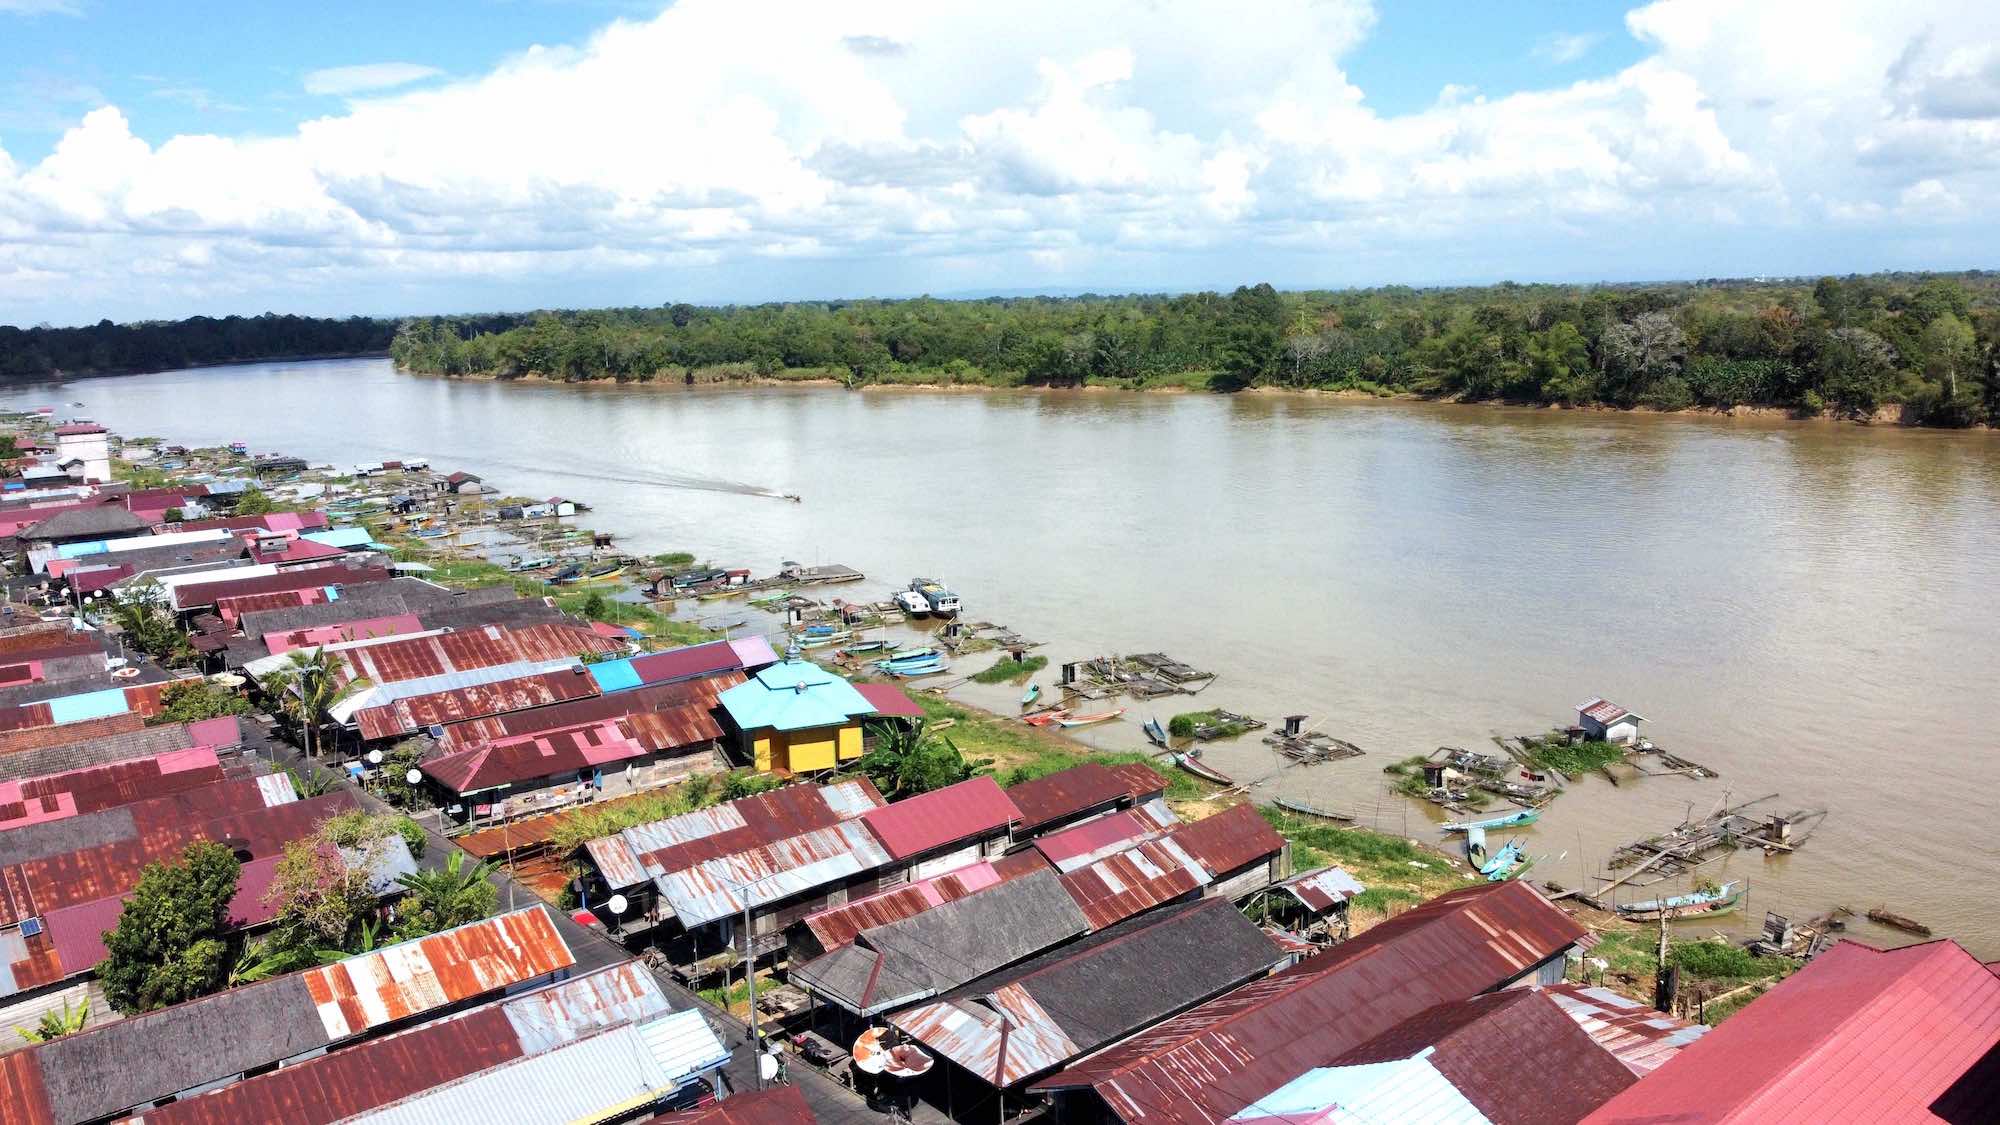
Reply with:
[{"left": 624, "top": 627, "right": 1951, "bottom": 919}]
[{"left": 20, "top": 358, "right": 2000, "bottom": 955}]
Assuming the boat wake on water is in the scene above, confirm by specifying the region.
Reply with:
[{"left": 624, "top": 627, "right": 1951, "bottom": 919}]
[{"left": 404, "top": 448, "right": 798, "bottom": 501}]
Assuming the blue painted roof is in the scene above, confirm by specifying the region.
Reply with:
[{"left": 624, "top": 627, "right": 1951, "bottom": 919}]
[
  {"left": 586, "top": 659, "right": 644, "bottom": 694},
  {"left": 303, "top": 527, "right": 375, "bottom": 550},
  {"left": 47, "top": 686, "right": 136, "bottom": 725},
  {"left": 717, "top": 659, "right": 876, "bottom": 733}
]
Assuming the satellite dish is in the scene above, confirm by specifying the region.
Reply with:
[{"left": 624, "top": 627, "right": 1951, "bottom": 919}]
[
  {"left": 759, "top": 1053, "right": 781, "bottom": 1083},
  {"left": 405, "top": 768, "right": 423, "bottom": 785},
  {"left": 607, "top": 894, "right": 628, "bottom": 915},
  {"left": 366, "top": 749, "right": 384, "bottom": 765}
]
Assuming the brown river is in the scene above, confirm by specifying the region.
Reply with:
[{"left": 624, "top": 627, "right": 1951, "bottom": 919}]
[{"left": 12, "top": 358, "right": 1998, "bottom": 956}]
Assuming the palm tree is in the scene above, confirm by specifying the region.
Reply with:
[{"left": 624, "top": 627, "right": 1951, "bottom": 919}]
[
  {"left": 393, "top": 852, "right": 498, "bottom": 939},
  {"left": 15, "top": 997, "right": 88, "bottom": 1042},
  {"left": 264, "top": 647, "right": 342, "bottom": 758}
]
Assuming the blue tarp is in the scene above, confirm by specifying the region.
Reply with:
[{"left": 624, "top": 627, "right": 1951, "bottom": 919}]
[
  {"left": 47, "top": 686, "right": 134, "bottom": 725},
  {"left": 586, "top": 659, "right": 643, "bottom": 694}
]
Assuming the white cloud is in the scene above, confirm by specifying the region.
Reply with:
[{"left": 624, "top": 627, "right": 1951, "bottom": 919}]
[
  {"left": 0, "top": 0, "right": 81, "bottom": 15},
  {"left": 302, "top": 62, "right": 444, "bottom": 97},
  {"left": 1533, "top": 32, "right": 1602, "bottom": 65},
  {"left": 2, "top": 0, "right": 1999, "bottom": 322}
]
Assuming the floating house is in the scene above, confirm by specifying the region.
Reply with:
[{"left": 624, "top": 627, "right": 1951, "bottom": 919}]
[{"left": 1576, "top": 697, "right": 1644, "bottom": 743}]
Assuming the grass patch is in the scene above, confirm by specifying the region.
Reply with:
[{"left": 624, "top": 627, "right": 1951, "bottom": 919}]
[
  {"left": 1348, "top": 887, "right": 1422, "bottom": 917},
  {"left": 652, "top": 551, "right": 697, "bottom": 567},
  {"left": 970, "top": 655, "right": 1047, "bottom": 684},
  {"left": 1168, "top": 710, "right": 1255, "bottom": 739},
  {"left": 1519, "top": 733, "right": 1626, "bottom": 775},
  {"left": 1258, "top": 806, "right": 1468, "bottom": 918},
  {"left": 1670, "top": 940, "right": 1789, "bottom": 982},
  {"left": 551, "top": 590, "right": 714, "bottom": 646},
  {"left": 908, "top": 694, "right": 1199, "bottom": 799}
]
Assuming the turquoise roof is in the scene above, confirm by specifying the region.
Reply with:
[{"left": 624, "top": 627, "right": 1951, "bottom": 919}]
[
  {"left": 718, "top": 659, "right": 876, "bottom": 733},
  {"left": 303, "top": 527, "right": 376, "bottom": 550}
]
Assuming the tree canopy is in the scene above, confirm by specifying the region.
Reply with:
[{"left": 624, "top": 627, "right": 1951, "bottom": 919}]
[
  {"left": 388, "top": 273, "right": 2000, "bottom": 425},
  {"left": 100, "top": 841, "right": 242, "bottom": 1014}
]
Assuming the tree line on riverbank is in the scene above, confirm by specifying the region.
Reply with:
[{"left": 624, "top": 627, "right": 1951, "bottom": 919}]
[
  {"left": 0, "top": 313, "right": 400, "bottom": 381},
  {"left": 391, "top": 274, "right": 2000, "bottom": 426}
]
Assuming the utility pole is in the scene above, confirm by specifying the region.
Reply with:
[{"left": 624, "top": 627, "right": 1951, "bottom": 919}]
[{"left": 738, "top": 879, "right": 762, "bottom": 1090}]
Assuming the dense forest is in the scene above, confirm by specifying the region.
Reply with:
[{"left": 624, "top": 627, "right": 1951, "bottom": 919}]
[
  {"left": 393, "top": 274, "right": 2000, "bottom": 426},
  {"left": 0, "top": 313, "right": 398, "bottom": 381}
]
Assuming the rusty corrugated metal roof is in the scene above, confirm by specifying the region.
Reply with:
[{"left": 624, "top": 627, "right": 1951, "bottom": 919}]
[
  {"left": 437, "top": 675, "right": 740, "bottom": 751},
  {"left": 1541, "top": 983, "right": 1709, "bottom": 1076},
  {"left": 355, "top": 668, "right": 601, "bottom": 741},
  {"left": 1033, "top": 880, "right": 1589, "bottom": 1123},
  {"left": 803, "top": 851, "right": 1051, "bottom": 950},
  {"left": 657, "top": 819, "right": 893, "bottom": 928},
  {"left": 1059, "top": 833, "right": 1211, "bottom": 930},
  {"left": 581, "top": 778, "right": 883, "bottom": 890},
  {"left": 341, "top": 623, "right": 620, "bottom": 686},
  {"left": 1005, "top": 763, "right": 1133, "bottom": 833},
  {"left": 1166, "top": 802, "right": 1284, "bottom": 877},
  {"left": 1033, "top": 799, "right": 1180, "bottom": 872},
  {"left": 302, "top": 906, "right": 574, "bottom": 1038},
  {"left": 1270, "top": 865, "right": 1367, "bottom": 913}
]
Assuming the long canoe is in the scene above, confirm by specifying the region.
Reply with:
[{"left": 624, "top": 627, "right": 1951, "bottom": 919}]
[
  {"left": 1619, "top": 881, "right": 1745, "bottom": 922},
  {"left": 1439, "top": 808, "right": 1542, "bottom": 834},
  {"left": 1143, "top": 717, "right": 1169, "bottom": 748},
  {"left": 1057, "top": 708, "right": 1125, "bottom": 728},
  {"left": 1021, "top": 683, "right": 1040, "bottom": 707},
  {"left": 1274, "top": 797, "right": 1354, "bottom": 822},
  {"left": 1173, "top": 753, "right": 1235, "bottom": 787},
  {"left": 1022, "top": 709, "right": 1069, "bottom": 727}
]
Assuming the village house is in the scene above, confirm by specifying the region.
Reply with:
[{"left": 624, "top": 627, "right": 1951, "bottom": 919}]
[
  {"left": 1576, "top": 697, "right": 1644, "bottom": 743},
  {"left": 716, "top": 652, "right": 880, "bottom": 773},
  {"left": 442, "top": 470, "right": 484, "bottom": 494},
  {"left": 51, "top": 423, "right": 111, "bottom": 484}
]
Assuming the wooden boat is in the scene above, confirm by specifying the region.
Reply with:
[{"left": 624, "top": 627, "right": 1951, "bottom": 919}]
[
  {"left": 549, "top": 564, "right": 584, "bottom": 584},
  {"left": 1057, "top": 708, "right": 1125, "bottom": 729},
  {"left": 1143, "top": 717, "right": 1169, "bottom": 749},
  {"left": 1618, "top": 881, "right": 1745, "bottom": 922},
  {"left": 877, "top": 654, "right": 947, "bottom": 677},
  {"left": 1173, "top": 753, "right": 1235, "bottom": 787},
  {"left": 508, "top": 555, "right": 557, "bottom": 572},
  {"left": 1021, "top": 683, "right": 1040, "bottom": 707},
  {"left": 1023, "top": 709, "right": 1069, "bottom": 728},
  {"left": 580, "top": 562, "right": 625, "bottom": 582},
  {"left": 798, "top": 629, "right": 852, "bottom": 650},
  {"left": 1274, "top": 797, "right": 1354, "bottom": 822},
  {"left": 1439, "top": 808, "right": 1542, "bottom": 834},
  {"left": 1866, "top": 908, "right": 1932, "bottom": 937},
  {"left": 839, "top": 640, "right": 889, "bottom": 656},
  {"left": 1465, "top": 828, "right": 1526, "bottom": 880}
]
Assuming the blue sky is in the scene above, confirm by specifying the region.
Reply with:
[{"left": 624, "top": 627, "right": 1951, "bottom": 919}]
[{"left": 1, "top": 0, "right": 1996, "bottom": 324}]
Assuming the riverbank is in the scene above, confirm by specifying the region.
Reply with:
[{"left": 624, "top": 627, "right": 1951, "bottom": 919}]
[{"left": 401, "top": 364, "right": 1985, "bottom": 430}]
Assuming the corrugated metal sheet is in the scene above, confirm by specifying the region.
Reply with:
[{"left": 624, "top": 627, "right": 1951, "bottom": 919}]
[
  {"left": 355, "top": 668, "right": 601, "bottom": 741},
  {"left": 803, "top": 854, "right": 1050, "bottom": 950},
  {"left": 1584, "top": 939, "right": 2000, "bottom": 1124},
  {"left": 0, "top": 1048, "right": 51, "bottom": 1125},
  {"left": 658, "top": 818, "right": 893, "bottom": 928},
  {"left": 1541, "top": 983, "right": 1708, "bottom": 1076},
  {"left": 584, "top": 834, "right": 646, "bottom": 890},
  {"left": 333, "top": 657, "right": 582, "bottom": 726},
  {"left": 345, "top": 1021, "right": 680, "bottom": 1125},
  {"left": 421, "top": 718, "right": 662, "bottom": 796},
  {"left": 1032, "top": 880, "right": 1588, "bottom": 1123},
  {"left": 301, "top": 906, "right": 574, "bottom": 1039},
  {"left": 629, "top": 1084, "right": 813, "bottom": 1125},
  {"left": 897, "top": 983, "right": 1081, "bottom": 1088},
  {"left": 1271, "top": 866, "right": 1367, "bottom": 913},
  {"left": 342, "top": 623, "right": 620, "bottom": 686},
  {"left": 436, "top": 675, "right": 742, "bottom": 752},
  {"left": 503, "top": 961, "right": 671, "bottom": 1055},
  {"left": 858, "top": 775, "right": 1020, "bottom": 861},
  {"left": 600, "top": 778, "right": 883, "bottom": 886},
  {"left": 1059, "top": 834, "right": 1210, "bottom": 930},
  {"left": 1005, "top": 763, "right": 1133, "bottom": 833},
  {"left": 1230, "top": 1058, "right": 1489, "bottom": 1124},
  {"left": 1033, "top": 799, "right": 1180, "bottom": 872},
  {"left": 820, "top": 776, "right": 886, "bottom": 818},
  {"left": 637, "top": 1008, "right": 732, "bottom": 1084},
  {"left": 1168, "top": 802, "right": 1285, "bottom": 877},
  {"left": 0, "top": 747, "right": 224, "bottom": 830}
]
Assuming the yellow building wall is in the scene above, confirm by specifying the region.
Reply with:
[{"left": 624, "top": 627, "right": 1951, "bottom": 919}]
[{"left": 754, "top": 722, "right": 866, "bottom": 774}]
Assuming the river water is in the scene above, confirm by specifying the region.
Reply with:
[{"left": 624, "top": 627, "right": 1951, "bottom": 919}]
[{"left": 13, "top": 358, "right": 1999, "bottom": 956}]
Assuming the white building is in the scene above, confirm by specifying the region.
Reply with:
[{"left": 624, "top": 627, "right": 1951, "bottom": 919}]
[
  {"left": 53, "top": 423, "right": 111, "bottom": 483},
  {"left": 1576, "top": 697, "right": 1644, "bottom": 743}
]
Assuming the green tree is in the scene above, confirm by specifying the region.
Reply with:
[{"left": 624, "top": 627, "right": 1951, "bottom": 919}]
[
  {"left": 1921, "top": 313, "right": 1978, "bottom": 424},
  {"left": 1526, "top": 323, "right": 1595, "bottom": 404},
  {"left": 100, "top": 842, "right": 241, "bottom": 1014},
  {"left": 853, "top": 721, "right": 992, "bottom": 798},
  {"left": 260, "top": 647, "right": 341, "bottom": 758},
  {"left": 154, "top": 679, "right": 252, "bottom": 725},
  {"left": 234, "top": 488, "right": 276, "bottom": 516},
  {"left": 14, "top": 997, "right": 88, "bottom": 1043},
  {"left": 391, "top": 852, "right": 498, "bottom": 941},
  {"left": 108, "top": 578, "right": 194, "bottom": 666}
]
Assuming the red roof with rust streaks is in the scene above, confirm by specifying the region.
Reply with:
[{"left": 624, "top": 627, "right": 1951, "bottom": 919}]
[
  {"left": 852, "top": 681, "right": 925, "bottom": 719},
  {"left": 0, "top": 746, "right": 223, "bottom": 830},
  {"left": 1006, "top": 763, "right": 1139, "bottom": 833},
  {"left": 859, "top": 775, "right": 1021, "bottom": 860},
  {"left": 1033, "top": 880, "right": 1589, "bottom": 1123},
  {"left": 437, "top": 674, "right": 740, "bottom": 751},
  {"left": 1032, "top": 800, "right": 1180, "bottom": 871},
  {"left": 214, "top": 588, "right": 331, "bottom": 620},
  {"left": 419, "top": 707, "right": 720, "bottom": 796},
  {"left": 0, "top": 681, "right": 171, "bottom": 734},
  {"left": 635, "top": 1084, "right": 816, "bottom": 1125},
  {"left": 1163, "top": 801, "right": 1285, "bottom": 876},
  {"left": 301, "top": 906, "right": 574, "bottom": 1038},
  {"left": 354, "top": 669, "right": 601, "bottom": 741},
  {"left": 1585, "top": 938, "right": 2000, "bottom": 1124},
  {"left": 175, "top": 563, "right": 390, "bottom": 610},
  {"left": 625, "top": 639, "right": 756, "bottom": 685},
  {"left": 0, "top": 1043, "right": 51, "bottom": 1125},
  {"left": 0, "top": 712, "right": 144, "bottom": 755},
  {"left": 339, "top": 623, "right": 620, "bottom": 686}
]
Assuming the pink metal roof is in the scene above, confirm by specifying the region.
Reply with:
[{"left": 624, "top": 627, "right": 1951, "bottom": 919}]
[
  {"left": 420, "top": 715, "right": 696, "bottom": 796},
  {"left": 1584, "top": 939, "right": 2000, "bottom": 1123},
  {"left": 1033, "top": 799, "right": 1180, "bottom": 871},
  {"left": 859, "top": 775, "right": 1021, "bottom": 860},
  {"left": 0, "top": 745, "right": 223, "bottom": 830},
  {"left": 264, "top": 614, "right": 424, "bottom": 654},
  {"left": 853, "top": 682, "right": 925, "bottom": 719},
  {"left": 1579, "top": 698, "right": 1632, "bottom": 724},
  {"left": 1034, "top": 880, "right": 1589, "bottom": 1122}
]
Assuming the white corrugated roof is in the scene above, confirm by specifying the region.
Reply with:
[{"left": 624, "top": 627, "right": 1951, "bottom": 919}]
[
  {"left": 637, "top": 1008, "right": 733, "bottom": 1084},
  {"left": 339, "top": 1021, "right": 677, "bottom": 1125},
  {"left": 1230, "top": 1056, "right": 1492, "bottom": 1125}
]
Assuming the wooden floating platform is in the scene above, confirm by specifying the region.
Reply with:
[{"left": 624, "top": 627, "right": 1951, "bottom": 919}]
[
  {"left": 1069, "top": 653, "right": 1216, "bottom": 699},
  {"left": 1189, "top": 710, "right": 1266, "bottom": 741},
  {"left": 1263, "top": 730, "right": 1365, "bottom": 764},
  {"left": 1274, "top": 797, "right": 1356, "bottom": 822}
]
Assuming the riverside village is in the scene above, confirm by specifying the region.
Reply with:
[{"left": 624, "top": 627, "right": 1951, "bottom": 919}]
[{"left": 0, "top": 409, "right": 1988, "bottom": 1125}]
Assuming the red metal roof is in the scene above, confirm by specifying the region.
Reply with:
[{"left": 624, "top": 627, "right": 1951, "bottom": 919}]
[
  {"left": 1060, "top": 834, "right": 1210, "bottom": 930},
  {"left": 859, "top": 775, "right": 1022, "bottom": 860},
  {"left": 174, "top": 563, "right": 390, "bottom": 610},
  {"left": 635, "top": 1084, "right": 815, "bottom": 1125},
  {"left": 52, "top": 423, "right": 105, "bottom": 436},
  {"left": 354, "top": 669, "right": 602, "bottom": 741},
  {"left": 339, "top": 623, "right": 621, "bottom": 686},
  {"left": 420, "top": 707, "right": 720, "bottom": 796},
  {"left": 853, "top": 681, "right": 925, "bottom": 719},
  {"left": 1541, "top": 983, "right": 1709, "bottom": 1076},
  {"left": 1032, "top": 800, "right": 1180, "bottom": 871},
  {"left": 1579, "top": 698, "right": 1632, "bottom": 724},
  {"left": 625, "top": 640, "right": 754, "bottom": 685},
  {"left": 0, "top": 746, "right": 223, "bottom": 830},
  {"left": 1166, "top": 802, "right": 1285, "bottom": 876},
  {"left": 1585, "top": 938, "right": 2000, "bottom": 1124},
  {"left": 1006, "top": 763, "right": 1134, "bottom": 833},
  {"left": 1034, "top": 880, "right": 1589, "bottom": 1123}
]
